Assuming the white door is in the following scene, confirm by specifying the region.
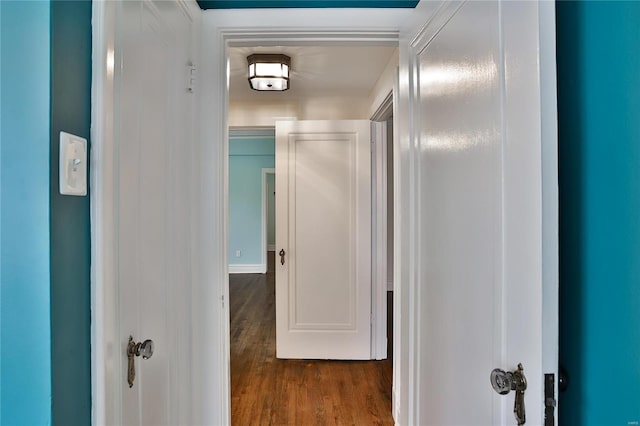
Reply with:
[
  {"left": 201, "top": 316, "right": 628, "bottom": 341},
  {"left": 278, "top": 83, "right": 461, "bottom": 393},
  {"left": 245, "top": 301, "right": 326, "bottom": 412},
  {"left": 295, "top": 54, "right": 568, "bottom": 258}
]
[
  {"left": 396, "top": 1, "right": 558, "bottom": 424},
  {"left": 96, "top": 1, "right": 197, "bottom": 424},
  {"left": 275, "top": 120, "right": 372, "bottom": 360}
]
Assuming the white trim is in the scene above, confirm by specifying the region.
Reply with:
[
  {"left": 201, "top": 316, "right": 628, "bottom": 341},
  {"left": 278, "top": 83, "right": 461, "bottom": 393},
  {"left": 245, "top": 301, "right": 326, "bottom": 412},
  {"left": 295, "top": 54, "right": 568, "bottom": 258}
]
[
  {"left": 267, "top": 244, "right": 276, "bottom": 252},
  {"left": 401, "top": 4, "right": 464, "bottom": 421},
  {"left": 261, "top": 167, "right": 275, "bottom": 273},
  {"left": 390, "top": 66, "right": 403, "bottom": 424},
  {"left": 539, "top": 0, "right": 560, "bottom": 418},
  {"left": 200, "top": 8, "right": 413, "bottom": 425},
  {"left": 229, "top": 264, "right": 266, "bottom": 274},
  {"left": 371, "top": 120, "right": 388, "bottom": 361},
  {"left": 371, "top": 91, "right": 394, "bottom": 122},
  {"left": 91, "top": 1, "right": 120, "bottom": 424},
  {"left": 230, "top": 128, "right": 275, "bottom": 139},
  {"left": 371, "top": 91, "right": 394, "bottom": 361}
]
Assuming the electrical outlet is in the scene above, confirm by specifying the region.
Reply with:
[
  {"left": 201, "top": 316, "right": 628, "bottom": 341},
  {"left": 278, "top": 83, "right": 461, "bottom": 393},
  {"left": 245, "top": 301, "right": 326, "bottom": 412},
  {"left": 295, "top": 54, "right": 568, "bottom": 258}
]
[{"left": 235, "top": 250, "right": 241, "bottom": 257}]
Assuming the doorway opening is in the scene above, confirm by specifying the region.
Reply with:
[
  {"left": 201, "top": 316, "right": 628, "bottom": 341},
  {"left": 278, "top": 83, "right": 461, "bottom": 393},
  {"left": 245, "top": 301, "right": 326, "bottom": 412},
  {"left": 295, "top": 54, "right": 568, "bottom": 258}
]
[
  {"left": 228, "top": 129, "right": 275, "bottom": 274},
  {"left": 226, "top": 44, "right": 397, "bottom": 424}
]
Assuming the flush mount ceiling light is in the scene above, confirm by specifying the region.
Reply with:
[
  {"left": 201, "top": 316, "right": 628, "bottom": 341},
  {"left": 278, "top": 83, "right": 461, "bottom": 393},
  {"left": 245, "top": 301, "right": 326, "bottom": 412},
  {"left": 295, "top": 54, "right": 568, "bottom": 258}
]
[{"left": 247, "top": 54, "right": 291, "bottom": 91}]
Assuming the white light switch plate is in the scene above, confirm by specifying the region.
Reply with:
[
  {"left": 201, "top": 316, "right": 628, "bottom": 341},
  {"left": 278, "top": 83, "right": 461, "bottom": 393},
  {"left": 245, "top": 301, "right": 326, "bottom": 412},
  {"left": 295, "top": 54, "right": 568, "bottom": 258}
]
[{"left": 59, "top": 131, "right": 87, "bottom": 196}]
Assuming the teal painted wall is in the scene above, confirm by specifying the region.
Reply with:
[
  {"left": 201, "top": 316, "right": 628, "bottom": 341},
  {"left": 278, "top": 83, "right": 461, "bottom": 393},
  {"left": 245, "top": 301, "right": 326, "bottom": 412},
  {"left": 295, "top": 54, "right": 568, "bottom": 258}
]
[
  {"left": 0, "top": 1, "right": 52, "bottom": 425},
  {"left": 556, "top": 1, "right": 640, "bottom": 424},
  {"left": 50, "top": 1, "right": 92, "bottom": 425},
  {"left": 229, "top": 132, "right": 275, "bottom": 265},
  {"left": 0, "top": 1, "right": 92, "bottom": 424},
  {"left": 197, "top": 0, "right": 419, "bottom": 9}
]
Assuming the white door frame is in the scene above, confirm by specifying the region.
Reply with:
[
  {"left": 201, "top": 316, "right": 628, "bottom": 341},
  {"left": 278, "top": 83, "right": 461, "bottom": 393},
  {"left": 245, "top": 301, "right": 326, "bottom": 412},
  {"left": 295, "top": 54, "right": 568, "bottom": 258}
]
[
  {"left": 91, "top": 3, "right": 118, "bottom": 424},
  {"left": 199, "top": 7, "right": 413, "bottom": 425},
  {"left": 371, "top": 92, "right": 394, "bottom": 361},
  {"left": 262, "top": 167, "right": 275, "bottom": 267},
  {"left": 371, "top": 119, "right": 388, "bottom": 361}
]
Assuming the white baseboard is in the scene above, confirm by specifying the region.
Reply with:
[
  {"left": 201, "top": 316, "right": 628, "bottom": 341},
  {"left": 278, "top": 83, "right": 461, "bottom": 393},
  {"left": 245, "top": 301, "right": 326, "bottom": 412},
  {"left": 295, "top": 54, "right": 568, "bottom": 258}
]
[
  {"left": 229, "top": 264, "right": 266, "bottom": 274},
  {"left": 267, "top": 244, "right": 276, "bottom": 251}
]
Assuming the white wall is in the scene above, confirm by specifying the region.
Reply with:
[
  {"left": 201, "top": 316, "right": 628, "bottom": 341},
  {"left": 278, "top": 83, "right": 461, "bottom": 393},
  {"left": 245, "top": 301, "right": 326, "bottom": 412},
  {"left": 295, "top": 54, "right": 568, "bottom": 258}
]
[
  {"left": 369, "top": 47, "right": 399, "bottom": 118},
  {"left": 229, "top": 96, "right": 370, "bottom": 127}
]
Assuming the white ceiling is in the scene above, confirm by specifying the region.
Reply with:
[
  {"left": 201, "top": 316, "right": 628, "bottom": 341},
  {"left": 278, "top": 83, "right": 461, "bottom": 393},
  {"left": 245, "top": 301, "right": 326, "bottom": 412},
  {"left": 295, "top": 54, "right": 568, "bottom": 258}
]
[{"left": 228, "top": 45, "right": 397, "bottom": 102}]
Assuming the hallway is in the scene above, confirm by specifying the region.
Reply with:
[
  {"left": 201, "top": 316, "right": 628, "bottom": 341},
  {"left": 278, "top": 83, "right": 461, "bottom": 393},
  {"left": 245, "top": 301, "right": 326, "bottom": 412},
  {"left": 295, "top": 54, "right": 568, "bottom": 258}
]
[{"left": 230, "top": 254, "right": 393, "bottom": 425}]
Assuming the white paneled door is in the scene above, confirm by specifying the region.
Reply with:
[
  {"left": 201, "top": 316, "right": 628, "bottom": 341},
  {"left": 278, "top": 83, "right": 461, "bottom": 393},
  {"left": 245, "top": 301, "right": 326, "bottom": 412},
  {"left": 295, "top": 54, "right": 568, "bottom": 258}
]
[
  {"left": 397, "top": 1, "right": 558, "bottom": 424},
  {"left": 275, "top": 120, "right": 372, "bottom": 360}
]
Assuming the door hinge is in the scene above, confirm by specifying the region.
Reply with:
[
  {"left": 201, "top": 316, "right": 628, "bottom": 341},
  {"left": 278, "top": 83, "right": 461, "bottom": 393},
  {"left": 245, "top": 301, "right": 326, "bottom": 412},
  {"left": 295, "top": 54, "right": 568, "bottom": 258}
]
[
  {"left": 544, "top": 373, "right": 556, "bottom": 426},
  {"left": 221, "top": 294, "right": 225, "bottom": 308},
  {"left": 187, "top": 63, "right": 196, "bottom": 93}
]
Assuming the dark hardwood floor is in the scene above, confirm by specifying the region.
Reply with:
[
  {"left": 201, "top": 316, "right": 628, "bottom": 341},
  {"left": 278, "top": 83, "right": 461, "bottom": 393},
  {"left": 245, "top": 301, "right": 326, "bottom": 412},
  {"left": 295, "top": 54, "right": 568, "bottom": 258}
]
[{"left": 230, "top": 253, "right": 393, "bottom": 426}]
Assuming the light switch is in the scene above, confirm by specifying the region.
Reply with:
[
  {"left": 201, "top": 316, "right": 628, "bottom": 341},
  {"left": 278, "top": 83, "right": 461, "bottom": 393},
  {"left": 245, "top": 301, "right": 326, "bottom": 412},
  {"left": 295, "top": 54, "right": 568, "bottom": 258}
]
[{"left": 59, "top": 131, "right": 87, "bottom": 196}]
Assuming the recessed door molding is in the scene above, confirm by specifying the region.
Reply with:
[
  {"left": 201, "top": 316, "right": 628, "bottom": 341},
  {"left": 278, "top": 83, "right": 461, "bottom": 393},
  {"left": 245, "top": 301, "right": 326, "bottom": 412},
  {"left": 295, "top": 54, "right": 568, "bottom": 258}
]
[{"left": 198, "top": 7, "right": 413, "bottom": 425}]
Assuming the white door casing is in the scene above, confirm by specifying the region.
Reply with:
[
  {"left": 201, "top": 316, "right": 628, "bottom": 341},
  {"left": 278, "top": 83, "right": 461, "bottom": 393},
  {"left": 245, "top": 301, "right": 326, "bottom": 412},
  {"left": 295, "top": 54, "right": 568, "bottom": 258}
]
[
  {"left": 199, "top": 8, "right": 409, "bottom": 423},
  {"left": 263, "top": 168, "right": 276, "bottom": 261},
  {"left": 275, "top": 120, "right": 372, "bottom": 360},
  {"left": 91, "top": 0, "right": 200, "bottom": 424},
  {"left": 397, "top": 1, "right": 559, "bottom": 425},
  {"left": 371, "top": 119, "right": 389, "bottom": 361}
]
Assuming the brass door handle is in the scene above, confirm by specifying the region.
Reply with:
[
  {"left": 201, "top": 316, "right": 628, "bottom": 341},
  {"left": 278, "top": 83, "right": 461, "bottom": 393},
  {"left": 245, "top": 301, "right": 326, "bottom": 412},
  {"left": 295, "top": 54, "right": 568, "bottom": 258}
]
[
  {"left": 491, "top": 363, "right": 527, "bottom": 425},
  {"left": 127, "top": 336, "right": 154, "bottom": 388}
]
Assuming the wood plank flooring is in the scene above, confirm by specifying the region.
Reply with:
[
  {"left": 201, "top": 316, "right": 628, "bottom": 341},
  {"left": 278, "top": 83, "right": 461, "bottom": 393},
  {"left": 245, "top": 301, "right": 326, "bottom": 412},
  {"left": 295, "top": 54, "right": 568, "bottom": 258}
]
[{"left": 230, "top": 253, "right": 393, "bottom": 426}]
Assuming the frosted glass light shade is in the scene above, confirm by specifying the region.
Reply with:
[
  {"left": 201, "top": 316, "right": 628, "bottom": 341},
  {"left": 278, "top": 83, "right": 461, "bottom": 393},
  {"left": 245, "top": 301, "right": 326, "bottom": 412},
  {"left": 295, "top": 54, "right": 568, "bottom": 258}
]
[{"left": 247, "top": 54, "right": 291, "bottom": 91}]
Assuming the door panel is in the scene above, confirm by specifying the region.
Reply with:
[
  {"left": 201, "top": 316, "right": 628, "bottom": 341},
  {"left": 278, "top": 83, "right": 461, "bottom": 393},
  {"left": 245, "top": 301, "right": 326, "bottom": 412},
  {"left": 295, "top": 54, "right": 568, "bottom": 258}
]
[
  {"left": 294, "top": 138, "right": 354, "bottom": 327},
  {"left": 398, "top": 0, "right": 558, "bottom": 424},
  {"left": 416, "top": 2, "right": 500, "bottom": 424},
  {"left": 275, "top": 120, "right": 371, "bottom": 360}
]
